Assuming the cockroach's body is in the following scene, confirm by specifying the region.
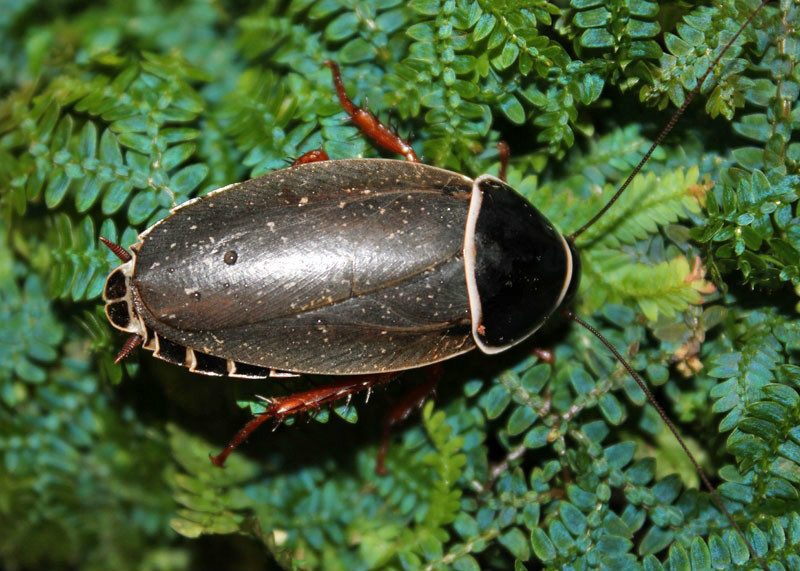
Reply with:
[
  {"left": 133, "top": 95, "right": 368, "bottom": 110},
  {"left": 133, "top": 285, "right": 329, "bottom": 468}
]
[
  {"left": 101, "top": 5, "right": 773, "bottom": 566},
  {"left": 103, "top": 160, "right": 577, "bottom": 377}
]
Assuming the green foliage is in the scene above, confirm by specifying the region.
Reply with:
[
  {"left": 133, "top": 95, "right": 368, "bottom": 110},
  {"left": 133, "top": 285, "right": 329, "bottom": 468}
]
[
  {"left": 1, "top": 0, "right": 798, "bottom": 570},
  {"left": 692, "top": 170, "right": 800, "bottom": 297}
]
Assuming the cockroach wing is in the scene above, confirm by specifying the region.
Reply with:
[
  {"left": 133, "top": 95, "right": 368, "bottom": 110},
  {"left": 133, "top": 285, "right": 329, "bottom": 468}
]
[{"left": 132, "top": 159, "right": 476, "bottom": 374}]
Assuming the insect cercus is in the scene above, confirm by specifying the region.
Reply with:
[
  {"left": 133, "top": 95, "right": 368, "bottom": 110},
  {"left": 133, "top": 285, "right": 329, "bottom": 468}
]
[{"left": 100, "top": 3, "right": 770, "bottom": 567}]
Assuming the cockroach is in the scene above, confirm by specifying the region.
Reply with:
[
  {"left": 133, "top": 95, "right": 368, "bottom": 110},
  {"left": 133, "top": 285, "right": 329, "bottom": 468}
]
[{"left": 101, "top": 2, "right": 771, "bottom": 567}]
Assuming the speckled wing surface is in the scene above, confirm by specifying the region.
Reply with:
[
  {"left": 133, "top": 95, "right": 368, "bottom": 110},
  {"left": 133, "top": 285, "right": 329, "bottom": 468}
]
[{"left": 132, "top": 159, "right": 478, "bottom": 374}]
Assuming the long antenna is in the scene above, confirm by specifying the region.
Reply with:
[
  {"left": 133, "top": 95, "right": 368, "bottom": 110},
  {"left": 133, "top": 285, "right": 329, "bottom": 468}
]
[
  {"left": 569, "top": 0, "right": 769, "bottom": 242},
  {"left": 562, "top": 310, "right": 767, "bottom": 570}
]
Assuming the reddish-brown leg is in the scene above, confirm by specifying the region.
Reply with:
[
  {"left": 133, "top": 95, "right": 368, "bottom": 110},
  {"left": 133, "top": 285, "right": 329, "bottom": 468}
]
[
  {"left": 292, "top": 149, "right": 330, "bottom": 166},
  {"left": 497, "top": 141, "right": 510, "bottom": 183},
  {"left": 324, "top": 61, "right": 419, "bottom": 162},
  {"left": 376, "top": 364, "right": 442, "bottom": 475},
  {"left": 210, "top": 372, "right": 401, "bottom": 467}
]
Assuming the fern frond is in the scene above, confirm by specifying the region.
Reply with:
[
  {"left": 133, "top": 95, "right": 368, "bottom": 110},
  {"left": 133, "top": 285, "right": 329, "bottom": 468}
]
[
  {"left": 582, "top": 253, "right": 709, "bottom": 321},
  {"left": 579, "top": 167, "right": 704, "bottom": 247},
  {"left": 1, "top": 1, "right": 796, "bottom": 569},
  {"left": 168, "top": 425, "right": 261, "bottom": 538}
]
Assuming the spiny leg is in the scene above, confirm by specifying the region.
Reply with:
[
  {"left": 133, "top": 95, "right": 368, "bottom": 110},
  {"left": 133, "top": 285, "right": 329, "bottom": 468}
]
[
  {"left": 376, "top": 364, "right": 442, "bottom": 475},
  {"left": 210, "top": 371, "right": 401, "bottom": 467},
  {"left": 324, "top": 61, "right": 419, "bottom": 162}
]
